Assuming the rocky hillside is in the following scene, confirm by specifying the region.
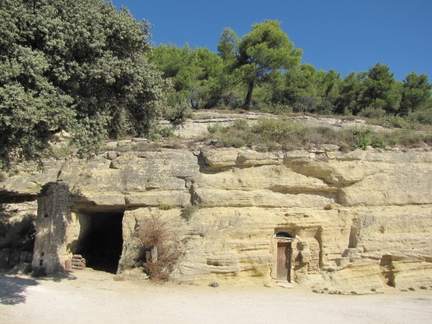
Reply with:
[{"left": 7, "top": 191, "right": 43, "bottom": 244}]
[{"left": 1, "top": 112, "right": 431, "bottom": 293}]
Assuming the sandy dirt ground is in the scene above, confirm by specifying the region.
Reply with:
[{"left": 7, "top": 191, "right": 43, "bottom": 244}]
[{"left": 1, "top": 269, "right": 432, "bottom": 324}]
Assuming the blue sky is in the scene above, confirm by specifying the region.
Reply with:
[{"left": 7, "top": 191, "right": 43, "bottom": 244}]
[{"left": 111, "top": 0, "right": 432, "bottom": 81}]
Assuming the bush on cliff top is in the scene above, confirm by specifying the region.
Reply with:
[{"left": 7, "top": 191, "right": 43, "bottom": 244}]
[{"left": 0, "top": 0, "right": 166, "bottom": 167}]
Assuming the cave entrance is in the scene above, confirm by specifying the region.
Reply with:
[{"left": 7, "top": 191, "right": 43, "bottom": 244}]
[{"left": 76, "top": 212, "right": 124, "bottom": 274}]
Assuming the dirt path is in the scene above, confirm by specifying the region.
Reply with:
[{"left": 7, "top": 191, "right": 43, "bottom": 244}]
[{"left": 1, "top": 269, "right": 432, "bottom": 324}]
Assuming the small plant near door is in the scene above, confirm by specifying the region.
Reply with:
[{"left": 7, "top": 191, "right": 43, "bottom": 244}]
[{"left": 137, "top": 214, "right": 179, "bottom": 281}]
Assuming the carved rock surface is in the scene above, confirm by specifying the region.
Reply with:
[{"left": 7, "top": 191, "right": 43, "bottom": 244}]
[{"left": 2, "top": 146, "right": 432, "bottom": 292}]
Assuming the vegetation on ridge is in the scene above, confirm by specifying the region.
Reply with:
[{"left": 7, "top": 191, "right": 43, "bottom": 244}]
[
  {"left": 1, "top": 0, "right": 431, "bottom": 167},
  {"left": 200, "top": 117, "right": 432, "bottom": 152},
  {"left": 0, "top": 0, "right": 166, "bottom": 166},
  {"left": 150, "top": 25, "right": 432, "bottom": 119}
]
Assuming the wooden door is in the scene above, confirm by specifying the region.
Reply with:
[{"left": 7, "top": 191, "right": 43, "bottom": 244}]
[{"left": 277, "top": 242, "right": 291, "bottom": 282}]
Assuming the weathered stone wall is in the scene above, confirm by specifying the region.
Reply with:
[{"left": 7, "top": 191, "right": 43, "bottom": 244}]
[
  {"left": 1, "top": 144, "right": 432, "bottom": 292},
  {"left": 32, "top": 183, "right": 72, "bottom": 273}
]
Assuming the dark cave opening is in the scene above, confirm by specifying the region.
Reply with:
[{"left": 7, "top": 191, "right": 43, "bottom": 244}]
[{"left": 76, "top": 212, "right": 123, "bottom": 274}]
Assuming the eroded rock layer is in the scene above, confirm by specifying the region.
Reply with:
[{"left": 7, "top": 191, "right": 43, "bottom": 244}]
[{"left": 1, "top": 146, "right": 432, "bottom": 292}]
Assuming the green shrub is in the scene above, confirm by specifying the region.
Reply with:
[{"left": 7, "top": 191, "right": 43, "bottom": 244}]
[
  {"left": 371, "top": 115, "right": 418, "bottom": 130},
  {"left": 253, "top": 118, "right": 308, "bottom": 142},
  {"left": 233, "top": 119, "right": 249, "bottom": 130},
  {"left": 220, "top": 136, "right": 245, "bottom": 148},
  {"left": 259, "top": 141, "right": 280, "bottom": 152},
  {"left": 354, "top": 134, "right": 372, "bottom": 150},
  {"left": 371, "top": 137, "right": 386, "bottom": 148},
  {"left": 350, "top": 127, "right": 388, "bottom": 150},
  {"left": 387, "top": 116, "right": 407, "bottom": 129},
  {"left": 163, "top": 101, "right": 193, "bottom": 126},
  {"left": 207, "top": 123, "right": 223, "bottom": 134},
  {"left": 309, "top": 126, "right": 341, "bottom": 146},
  {"left": 387, "top": 136, "right": 399, "bottom": 145},
  {"left": 180, "top": 203, "right": 198, "bottom": 221},
  {"left": 397, "top": 131, "right": 424, "bottom": 147},
  {"left": 359, "top": 107, "right": 387, "bottom": 119},
  {"left": 316, "top": 126, "right": 339, "bottom": 141},
  {"left": 50, "top": 143, "right": 76, "bottom": 159},
  {"left": 261, "top": 104, "right": 293, "bottom": 115},
  {"left": 159, "top": 127, "right": 174, "bottom": 138},
  {"left": 408, "top": 109, "right": 432, "bottom": 125}
]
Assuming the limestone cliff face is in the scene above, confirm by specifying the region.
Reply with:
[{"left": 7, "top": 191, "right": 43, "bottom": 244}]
[{"left": 1, "top": 145, "right": 432, "bottom": 292}]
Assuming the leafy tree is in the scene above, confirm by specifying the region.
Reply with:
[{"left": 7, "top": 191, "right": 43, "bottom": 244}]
[
  {"left": 361, "top": 63, "right": 400, "bottom": 114},
  {"left": 283, "top": 64, "right": 318, "bottom": 113},
  {"left": 335, "top": 64, "right": 402, "bottom": 116},
  {"left": 231, "top": 20, "right": 302, "bottom": 109},
  {"left": 279, "top": 65, "right": 341, "bottom": 114},
  {"left": 150, "top": 44, "right": 198, "bottom": 96},
  {"left": 202, "top": 28, "right": 244, "bottom": 109},
  {"left": 317, "top": 69, "right": 341, "bottom": 113},
  {"left": 400, "top": 72, "right": 432, "bottom": 116},
  {"left": 150, "top": 44, "right": 223, "bottom": 107},
  {"left": 0, "top": 0, "right": 165, "bottom": 166},
  {"left": 217, "top": 28, "right": 240, "bottom": 61},
  {"left": 190, "top": 47, "right": 226, "bottom": 108},
  {"left": 334, "top": 72, "right": 367, "bottom": 115},
  {"left": 266, "top": 69, "right": 287, "bottom": 108}
]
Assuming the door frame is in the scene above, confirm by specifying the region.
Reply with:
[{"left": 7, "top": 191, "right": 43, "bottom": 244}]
[{"left": 276, "top": 241, "right": 292, "bottom": 282}]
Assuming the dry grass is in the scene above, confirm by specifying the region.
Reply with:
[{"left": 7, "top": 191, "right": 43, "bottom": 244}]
[
  {"left": 137, "top": 214, "right": 179, "bottom": 281},
  {"left": 199, "top": 116, "right": 432, "bottom": 152}
]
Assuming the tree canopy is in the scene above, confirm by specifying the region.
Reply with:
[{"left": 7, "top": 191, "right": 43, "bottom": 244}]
[
  {"left": 1, "top": 3, "right": 431, "bottom": 167},
  {"left": 400, "top": 72, "right": 432, "bottom": 116},
  {"left": 149, "top": 23, "right": 430, "bottom": 118},
  {"left": 231, "top": 20, "right": 302, "bottom": 108},
  {"left": 0, "top": 0, "right": 165, "bottom": 166}
]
